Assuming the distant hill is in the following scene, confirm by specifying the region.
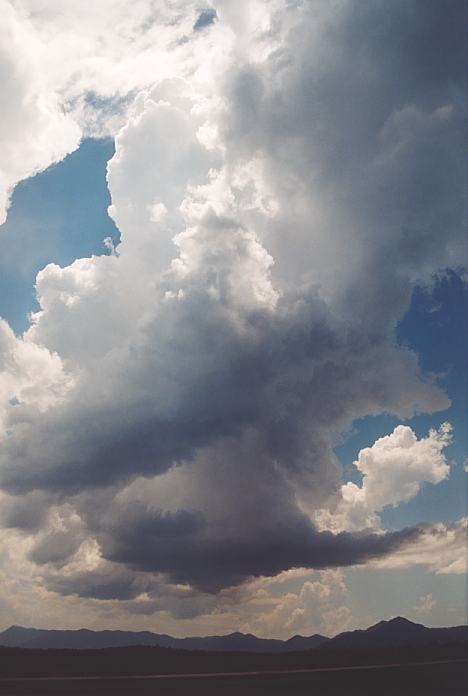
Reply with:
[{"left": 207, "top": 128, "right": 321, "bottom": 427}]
[
  {"left": 327, "top": 617, "right": 468, "bottom": 650},
  {"left": 0, "top": 617, "right": 466, "bottom": 653},
  {"left": 0, "top": 625, "right": 328, "bottom": 652}
]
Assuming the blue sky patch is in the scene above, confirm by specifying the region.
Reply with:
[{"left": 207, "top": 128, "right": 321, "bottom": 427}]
[{"left": 0, "top": 139, "right": 118, "bottom": 334}]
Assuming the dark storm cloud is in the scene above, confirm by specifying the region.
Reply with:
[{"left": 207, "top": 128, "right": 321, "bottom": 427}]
[
  {"left": 45, "top": 561, "right": 220, "bottom": 619},
  {"left": 0, "top": 0, "right": 465, "bottom": 611},
  {"left": 28, "top": 529, "right": 83, "bottom": 566},
  {"left": 0, "top": 282, "right": 445, "bottom": 497},
  {"left": 45, "top": 496, "right": 424, "bottom": 596},
  {"left": 221, "top": 0, "right": 466, "bottom": 326},
  {"left": 65, "top": 447, "right": 425, "bottom": 593},
  {"left": 46, "top": 566, "right": 147, "bottom": 601},
  {"left": 104, "top": 516, "right": 423, "bottom": 593},
  {"left": 0, "top": 492, "right": 50, "bottom": 531}
]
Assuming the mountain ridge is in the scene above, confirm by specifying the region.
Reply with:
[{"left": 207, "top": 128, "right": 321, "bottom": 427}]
[{"left": 0, "top": 617, "right": 466, "bottom": 652}]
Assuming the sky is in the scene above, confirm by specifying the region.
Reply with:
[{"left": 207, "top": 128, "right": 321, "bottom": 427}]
[{"left": 0, "top": 0, "right": 466, "bottom": 639}]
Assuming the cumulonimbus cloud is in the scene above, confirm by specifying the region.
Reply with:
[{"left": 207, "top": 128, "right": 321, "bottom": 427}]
[{"left": 0, "top": 0, "right": 465, "bottom": 619}]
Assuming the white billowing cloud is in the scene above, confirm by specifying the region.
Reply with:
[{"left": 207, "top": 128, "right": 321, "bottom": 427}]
[
  {"left": 29, "top": 254, "right": 123, "bottom": 365},
  {"left": 237, "top": 569, "right": 353, "bottom": 639},
  {"left": 106, "top": 79, "right": 222, "bottom": 274},
  {"left": 316, "top": 424, "right": 452, "bottom": 532},
  {"left": 0, "top": 318, "right": 73, "bottom": 436},
  {"left": 0, "top": 0, "right": 80, "bottom": 223},
  {"left": 0, "top": 0, "right": 231, "bottom": 223},
  {"left": 13, "top": 0, "right": 228, "bottom": 105}
]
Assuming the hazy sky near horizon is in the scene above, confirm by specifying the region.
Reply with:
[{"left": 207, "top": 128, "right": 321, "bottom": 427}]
[{"left": 0, "top": 0, "right": 466, "bottom": 638}]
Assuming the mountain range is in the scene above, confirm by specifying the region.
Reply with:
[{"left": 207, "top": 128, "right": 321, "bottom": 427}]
[{"left": 0, "top": 617, "right": 466, "bottom": 652}]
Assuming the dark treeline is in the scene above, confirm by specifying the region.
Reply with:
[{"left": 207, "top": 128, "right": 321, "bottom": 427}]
[{"left": 0, "top": 641, "right": 466, "bottom": 679}]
